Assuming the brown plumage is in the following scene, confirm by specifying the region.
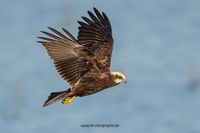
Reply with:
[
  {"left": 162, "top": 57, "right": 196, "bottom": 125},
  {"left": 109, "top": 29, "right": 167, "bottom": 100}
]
[{"left": 37, "top": 7, "right": 126, "bottom": 107}]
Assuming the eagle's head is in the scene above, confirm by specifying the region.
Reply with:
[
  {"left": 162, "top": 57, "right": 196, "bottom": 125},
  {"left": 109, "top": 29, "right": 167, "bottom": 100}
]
[{"left": 111, "top": 72, "right": 127, "bottom": 84}]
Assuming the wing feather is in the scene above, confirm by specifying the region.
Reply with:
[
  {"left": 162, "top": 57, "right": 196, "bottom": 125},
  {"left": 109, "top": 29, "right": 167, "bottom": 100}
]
[
  {"left": 38, "top": 8, "right": 113, "bottom": 86},
  {"left": 78, "top": 8, "right": 113, "bottom": 71},
  {"left": 38, "top": 28, "right": 92, "bottom": 85}
]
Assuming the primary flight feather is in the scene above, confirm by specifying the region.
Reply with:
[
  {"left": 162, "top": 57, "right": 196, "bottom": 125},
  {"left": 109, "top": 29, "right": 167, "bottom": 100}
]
[{"left": 37, "top": 7, "right": 126, "bottom": 107}]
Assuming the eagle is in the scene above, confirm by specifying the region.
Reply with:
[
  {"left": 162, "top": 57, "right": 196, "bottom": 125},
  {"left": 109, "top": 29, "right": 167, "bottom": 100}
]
[{"left": 37, "top": 8, "right": 126, "bottom": 107}]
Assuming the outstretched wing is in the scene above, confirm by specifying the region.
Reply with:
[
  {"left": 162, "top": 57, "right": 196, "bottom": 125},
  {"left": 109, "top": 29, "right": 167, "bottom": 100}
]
[
  {"left": 78, "top": 8, "right": 113, "bottom": 72},
  {"left": 37, "top": 27, "right": 92, "bottom": 85}
]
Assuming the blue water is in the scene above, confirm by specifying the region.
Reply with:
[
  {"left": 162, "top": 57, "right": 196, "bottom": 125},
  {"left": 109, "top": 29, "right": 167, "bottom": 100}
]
[{"left": 1, "top": 0, "right": 200, "bottom": 132}]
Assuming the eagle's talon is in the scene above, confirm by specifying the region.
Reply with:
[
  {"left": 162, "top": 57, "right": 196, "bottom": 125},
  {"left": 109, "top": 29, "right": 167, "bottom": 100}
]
[{"left": 62, "top": 96, "right": 76, "bottom": 105}]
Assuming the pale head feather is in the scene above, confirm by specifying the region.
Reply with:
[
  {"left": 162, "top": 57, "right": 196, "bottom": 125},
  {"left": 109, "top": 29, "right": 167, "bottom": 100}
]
[{"left": 111, "top": 72, "right": 126, "bottom": 84}]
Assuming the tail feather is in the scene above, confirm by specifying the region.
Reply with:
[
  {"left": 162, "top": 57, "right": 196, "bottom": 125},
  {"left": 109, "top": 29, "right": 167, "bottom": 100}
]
[{"left": 43, "top": 89, "right": 70, "bottom": 107}]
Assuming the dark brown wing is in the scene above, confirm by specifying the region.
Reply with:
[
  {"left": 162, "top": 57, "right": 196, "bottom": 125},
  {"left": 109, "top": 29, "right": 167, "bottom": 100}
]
[
  {"left": 37, "top": 27, "right": 92, "bottom": 86},
  {"left": 78, "top": 7, "right": 113, "bottom": 72}
]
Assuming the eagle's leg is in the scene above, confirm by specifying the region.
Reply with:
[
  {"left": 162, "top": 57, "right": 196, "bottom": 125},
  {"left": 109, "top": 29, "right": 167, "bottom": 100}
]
[{"left": 62, "top": 96, "right": 76, "bottom": 105}]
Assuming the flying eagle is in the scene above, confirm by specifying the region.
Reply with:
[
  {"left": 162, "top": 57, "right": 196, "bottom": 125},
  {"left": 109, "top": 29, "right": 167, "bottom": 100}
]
[{"left": 38, "top": 8, "right": 126, "bottom": 107}]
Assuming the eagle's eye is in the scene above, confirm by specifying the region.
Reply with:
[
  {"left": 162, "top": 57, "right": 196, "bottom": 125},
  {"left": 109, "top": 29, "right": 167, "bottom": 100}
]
[
  {"left": 112, "top": 72, "right": 126, "bottom": 84},
  {"left": 118, "top": 76, "right": 123, "bottom": 79},
  {"left": 115, "top": 74, "right": 122, "bottom": 80}
]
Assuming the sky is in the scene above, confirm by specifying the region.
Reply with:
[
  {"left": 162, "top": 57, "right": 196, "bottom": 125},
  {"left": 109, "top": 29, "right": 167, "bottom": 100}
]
[{"left": 1, "top": 0, "right": 200, "bottom": 133}]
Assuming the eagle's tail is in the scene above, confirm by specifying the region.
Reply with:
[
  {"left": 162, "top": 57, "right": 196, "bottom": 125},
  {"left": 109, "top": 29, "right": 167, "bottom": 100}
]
[{"left": 43, "top": 88, "right": 71, "bottom": 107}]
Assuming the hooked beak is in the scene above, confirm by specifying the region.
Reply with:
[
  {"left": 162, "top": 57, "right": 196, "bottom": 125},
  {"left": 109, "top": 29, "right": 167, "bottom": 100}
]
[{"left": 124, "top": 80, "right": 127, "bottom": 84}]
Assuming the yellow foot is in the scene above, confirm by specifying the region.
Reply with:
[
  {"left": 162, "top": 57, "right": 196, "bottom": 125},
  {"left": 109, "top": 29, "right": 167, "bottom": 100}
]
[{"left": 62, "top": 96, "right": 76, "bottom": 105}]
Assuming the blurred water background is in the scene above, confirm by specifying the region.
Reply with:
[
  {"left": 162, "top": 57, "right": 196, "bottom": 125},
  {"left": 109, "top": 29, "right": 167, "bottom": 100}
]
[{"left": 1, "top": 0, "right": 200, "bottom": 132}]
